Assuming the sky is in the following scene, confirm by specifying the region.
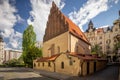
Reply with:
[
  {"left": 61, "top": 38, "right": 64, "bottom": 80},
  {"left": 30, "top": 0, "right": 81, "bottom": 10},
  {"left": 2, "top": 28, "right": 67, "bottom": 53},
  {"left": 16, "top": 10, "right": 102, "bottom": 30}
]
[{"left": 0, "top": 0, "right": 120, "bottom": 50}]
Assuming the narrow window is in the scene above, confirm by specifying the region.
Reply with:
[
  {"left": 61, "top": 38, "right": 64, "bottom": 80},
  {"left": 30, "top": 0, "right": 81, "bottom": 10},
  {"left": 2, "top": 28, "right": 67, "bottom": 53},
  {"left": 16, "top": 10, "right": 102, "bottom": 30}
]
[
  {"left": 99, "top": 42, "right": 102, "bottom": 44},
  {"left": 48, "top": 62, "right": 51, "bottom": 67},
  {"left": 61, "top": 62, "right": 64, "bottom": 69},
  {"left": 99, "top": 36, "right": 102, "bottom": 39},
  {"left": 42, "top": 62, "right": 44, "bottom": 67}
]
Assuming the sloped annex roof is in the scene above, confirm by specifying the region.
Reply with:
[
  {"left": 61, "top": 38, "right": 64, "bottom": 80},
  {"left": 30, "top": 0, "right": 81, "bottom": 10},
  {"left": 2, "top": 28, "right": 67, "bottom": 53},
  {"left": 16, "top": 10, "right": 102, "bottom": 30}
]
[
  {"left": 69, "top": 52, "right": 107, "bottom": 61},
  {"left": 36, "top": 52, "right": 107, "bottom": 62},
  {"left": 36, "top": 54, "right": 60, "bottom": 62},
  {"left": 52, "top": 2, "right": 90, "bottom": 44}
]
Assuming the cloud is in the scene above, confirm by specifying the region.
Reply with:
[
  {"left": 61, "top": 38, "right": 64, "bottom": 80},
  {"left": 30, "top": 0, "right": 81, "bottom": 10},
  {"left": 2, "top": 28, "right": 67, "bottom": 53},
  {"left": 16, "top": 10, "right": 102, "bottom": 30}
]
[
  {"left": 1, "top": 28, "right": 22, "bottom": 49},
  {"left": 0, "top": 0, "right": 23, "bottom": 50},
  {"left": 68, "top": 0, "right": 119, "bottom": 31},
  {"left": 27, "top": 0, "right": 65, "bottom": 41}
]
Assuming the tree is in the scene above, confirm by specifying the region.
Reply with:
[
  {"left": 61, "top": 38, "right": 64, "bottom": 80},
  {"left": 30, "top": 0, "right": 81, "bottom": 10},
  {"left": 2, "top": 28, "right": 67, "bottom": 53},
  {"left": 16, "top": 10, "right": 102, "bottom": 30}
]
[
  {"left": 114, "top": 41, "right": 120, "bottom": 53},
  {"left": 25, "top": 47, "right": 42, "bottom": 67},
  {"left": 91, "top": 44, "right": 103, "bottom": 57},
  {"left": 4, "top": 59, "right": 25, "bottom": 67},
  {"left": 22, "top": 25, "right": 36, "bottom": 52},
  {"left": 22, "top": 25, "right": 42, "bottom": 67}
]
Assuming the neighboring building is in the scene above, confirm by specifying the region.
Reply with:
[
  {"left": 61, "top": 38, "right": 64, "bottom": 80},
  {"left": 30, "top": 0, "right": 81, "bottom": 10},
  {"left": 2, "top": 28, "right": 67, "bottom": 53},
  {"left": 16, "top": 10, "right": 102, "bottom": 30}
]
[
  {"left": 84, "top": 12, "right": 120, "bottom": 62},
  {"left": 0, "top": 35, "right": 5, "bottom": 64},
  {"left": 35, "top": 41, "right": 43, "bottom": 48},
  {"left": 33, "top": 2, "right": 107, "bottom": 76},
  {"left": 4, "top": 49, "right": 22, "bottom": 62},
  {"left": 0, "top": 33, "right": 22, "bottom": 64}
]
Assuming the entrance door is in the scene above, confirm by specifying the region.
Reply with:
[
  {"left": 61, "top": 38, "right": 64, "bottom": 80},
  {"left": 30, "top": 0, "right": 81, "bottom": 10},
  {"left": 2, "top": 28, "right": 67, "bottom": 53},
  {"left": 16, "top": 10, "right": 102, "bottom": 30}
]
[
  {"left": 94, "top": 62, "right": 96, "bottom": 72},
  {"left": 87, "top": 62, "right": 89, "bottom": 74}
]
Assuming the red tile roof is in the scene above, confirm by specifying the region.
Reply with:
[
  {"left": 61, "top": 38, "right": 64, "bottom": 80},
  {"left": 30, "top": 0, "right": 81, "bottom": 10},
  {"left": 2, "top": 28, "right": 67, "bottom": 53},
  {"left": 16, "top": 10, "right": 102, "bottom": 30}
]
[
  {"left": 69, "top": 52, "right": 107, "bottom": 61},
  {"left": 50, "top": 2, "right": 89, "bottom": 44},
  {"left": 36, "top": 52, "right": 107, "bottom": 62},
  {"left": 63, "top": 15, "right": 90, "bottom": 44},
  {"left": 36, "top": 54, "right": 60, "bottom": 62}
]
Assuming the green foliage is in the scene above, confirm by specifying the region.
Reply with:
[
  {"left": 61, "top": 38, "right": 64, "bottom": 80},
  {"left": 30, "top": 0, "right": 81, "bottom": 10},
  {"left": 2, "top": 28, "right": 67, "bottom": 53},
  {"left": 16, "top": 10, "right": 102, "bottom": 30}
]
[
  {"left": 4, "top": 59, "right": 25, "bottom": 67},
  {"left": 91, "top": 44, "right": 104, "bottom": 57},
  {"left": 114, "top": 41, "right": 120, "bottom": 53},
  {"left": 24, "top": 47, "right": 42, "bottom": 67},
  {"left": 22, "top": 25, "right": 42, "bottom": 67},
  {"left": 91, "top": 44, "right": 100, "bottom": 54},
  {"left": 22, "top": 25, "right": 36, "bottom": 52}
]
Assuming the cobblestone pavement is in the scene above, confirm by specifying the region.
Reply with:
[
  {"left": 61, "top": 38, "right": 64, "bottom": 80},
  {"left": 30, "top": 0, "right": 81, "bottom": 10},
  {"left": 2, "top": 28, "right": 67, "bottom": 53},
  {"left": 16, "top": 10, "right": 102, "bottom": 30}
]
[{"left": 0, "top": 67, "right": 53, "bottom": 80}]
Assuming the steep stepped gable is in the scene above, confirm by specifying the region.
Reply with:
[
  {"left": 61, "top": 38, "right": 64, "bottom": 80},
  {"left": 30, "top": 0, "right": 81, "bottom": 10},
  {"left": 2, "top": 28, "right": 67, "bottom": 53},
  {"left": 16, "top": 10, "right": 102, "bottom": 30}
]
[{"left": 43, "top": 2, "right": 89, "bottom": 44}]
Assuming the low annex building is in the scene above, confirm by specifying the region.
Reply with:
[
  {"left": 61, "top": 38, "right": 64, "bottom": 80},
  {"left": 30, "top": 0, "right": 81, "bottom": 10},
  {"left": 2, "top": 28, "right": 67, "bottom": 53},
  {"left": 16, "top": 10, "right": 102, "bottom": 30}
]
[{"left": 33, "top": 2, "right": 107, "bottom": 76}]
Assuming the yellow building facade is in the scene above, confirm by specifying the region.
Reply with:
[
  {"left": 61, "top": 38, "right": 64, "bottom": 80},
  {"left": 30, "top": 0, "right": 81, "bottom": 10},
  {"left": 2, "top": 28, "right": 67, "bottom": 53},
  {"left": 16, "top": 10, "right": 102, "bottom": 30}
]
[{"left": 84, "top": 13, "right": 120, "bottom": 62}]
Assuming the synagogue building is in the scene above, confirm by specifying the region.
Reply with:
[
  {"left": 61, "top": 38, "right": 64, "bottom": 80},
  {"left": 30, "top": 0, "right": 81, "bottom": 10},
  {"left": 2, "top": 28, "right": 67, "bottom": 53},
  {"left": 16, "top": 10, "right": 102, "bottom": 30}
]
[{"left": 33, "top": 2, "right": 107, "bottom": 76}]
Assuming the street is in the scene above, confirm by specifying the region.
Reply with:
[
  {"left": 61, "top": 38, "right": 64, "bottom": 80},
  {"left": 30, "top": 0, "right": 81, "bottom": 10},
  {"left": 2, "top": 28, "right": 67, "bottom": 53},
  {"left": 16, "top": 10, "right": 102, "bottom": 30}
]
[
  {"left": 0, "top": 67, "right": 53, "bottom": 80},
  {"left": 66, "top": 65, "right": 119, "bottom": 80},
  {"left": 0, "top": 66, "right": 119, "bottom": 80}
]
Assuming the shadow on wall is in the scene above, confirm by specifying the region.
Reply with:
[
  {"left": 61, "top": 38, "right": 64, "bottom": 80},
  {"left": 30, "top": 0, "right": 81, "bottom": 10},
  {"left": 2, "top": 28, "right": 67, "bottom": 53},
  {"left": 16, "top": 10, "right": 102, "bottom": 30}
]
[{"left": 75, "top": 41, "right": 90, "bottom": 54}]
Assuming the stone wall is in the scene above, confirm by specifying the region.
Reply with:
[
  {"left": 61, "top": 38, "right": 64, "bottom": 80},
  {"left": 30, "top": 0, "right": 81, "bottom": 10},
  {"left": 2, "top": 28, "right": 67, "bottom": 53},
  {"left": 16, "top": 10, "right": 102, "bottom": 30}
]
[
  {"left": 70, "top": 34, "right": 90, "bottom": 54},
  {"left": 82, "top": 60, "right": 106, "bottom": 76},
  {"left": 33, "top": 60, "right": 55, "bottom": 72},
  {"left": 82, "top": 61, "right": 87, "bottom": 76},
  {"left": 43, "top": 2, "right": 68, "bottom": 42},
  {"left": 96, "top": 61, "right": 107, "bottom": 71},
  {"left": 33, "top": 55, "right": 107, "bottom": 76},
  {"left": 43, "top": 32, "right": 69, "bottom": 57},
  {"left": 55, "top": 53, "right": 81, "bottom": 76}
]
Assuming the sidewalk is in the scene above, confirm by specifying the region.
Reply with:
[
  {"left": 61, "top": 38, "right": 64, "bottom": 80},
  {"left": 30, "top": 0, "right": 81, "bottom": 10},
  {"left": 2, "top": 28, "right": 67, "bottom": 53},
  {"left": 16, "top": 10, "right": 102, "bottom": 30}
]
[{"left": 32, "top": 69, "right": 72, "bottom": 80}]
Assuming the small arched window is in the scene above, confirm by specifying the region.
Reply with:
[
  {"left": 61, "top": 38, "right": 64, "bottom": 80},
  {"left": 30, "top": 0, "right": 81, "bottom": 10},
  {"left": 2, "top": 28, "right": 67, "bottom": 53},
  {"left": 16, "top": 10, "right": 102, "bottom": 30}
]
[
  {"left": 48, "top": 62, "right": 51, "bottom": 67},
  {"left": 42, "top": 62, "right": 44, "bottom": 67},
  {"left": 61, "top": 62, "right": 64, "bottom": 69}
]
